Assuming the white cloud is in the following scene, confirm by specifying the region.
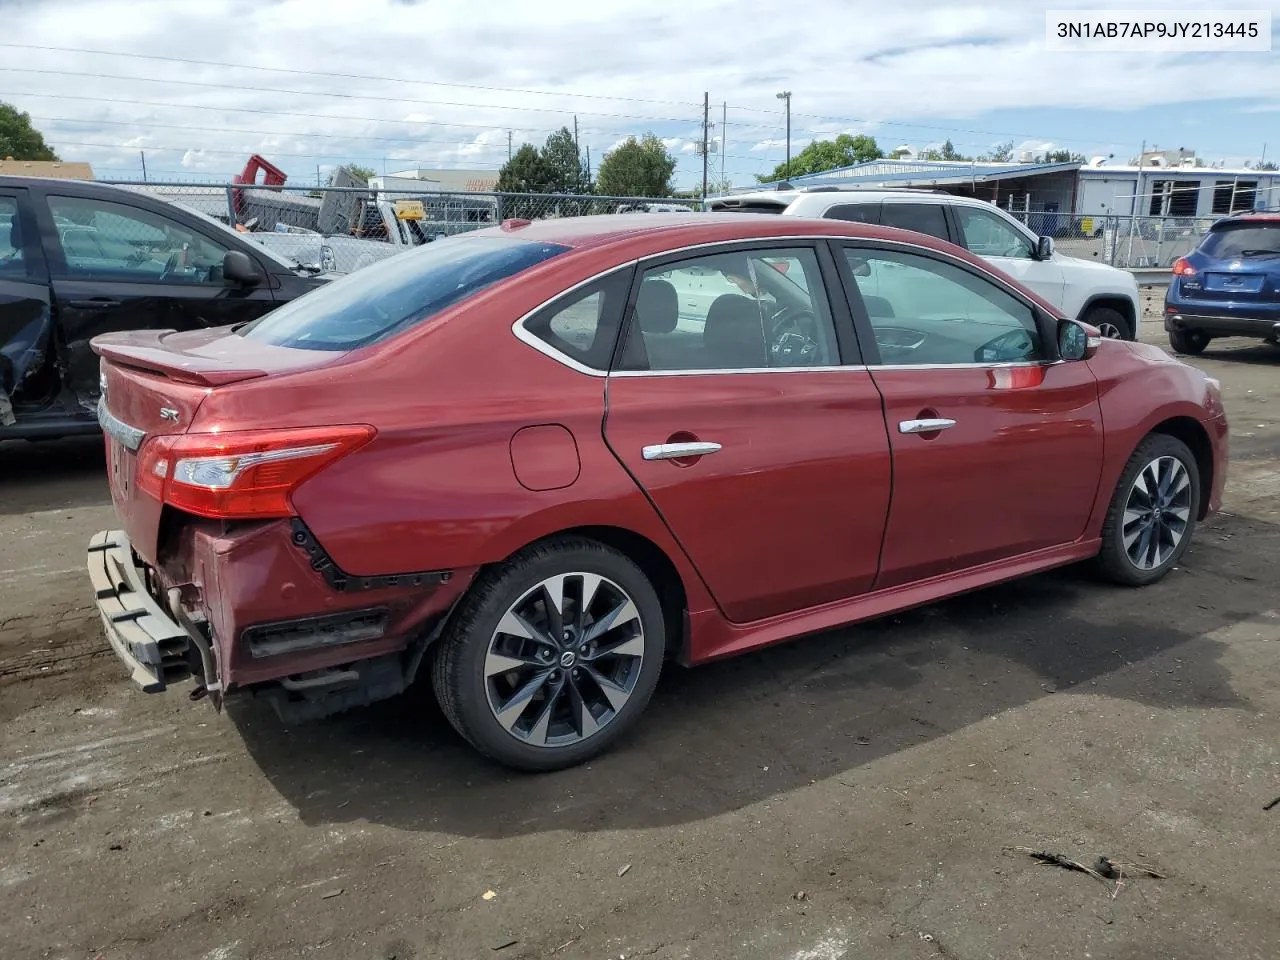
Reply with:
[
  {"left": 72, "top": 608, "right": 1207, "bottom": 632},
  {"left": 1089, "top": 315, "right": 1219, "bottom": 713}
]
[{"left": 2, "top": 0, "right": 1277, "bottom": 187}]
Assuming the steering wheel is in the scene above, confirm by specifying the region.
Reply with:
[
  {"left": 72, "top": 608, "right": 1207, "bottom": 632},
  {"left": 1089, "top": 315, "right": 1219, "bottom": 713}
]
[{"left": 766, "top": 305, "right": 822, "bottom": 365}]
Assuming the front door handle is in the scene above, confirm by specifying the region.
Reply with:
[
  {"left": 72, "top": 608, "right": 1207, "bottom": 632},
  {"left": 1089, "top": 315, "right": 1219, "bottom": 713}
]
[
  {"left": 66, "top": 298, "right": 121, "bottom": 309},
  {"left": 642, "top": 441, "right": 722, "bottom": 461},
  {"left": 898, "top": 418, "right": 956, "bottom": 435}
]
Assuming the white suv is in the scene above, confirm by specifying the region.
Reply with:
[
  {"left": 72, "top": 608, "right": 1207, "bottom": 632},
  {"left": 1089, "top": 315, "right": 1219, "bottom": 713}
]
[{"left": 706, "top": 188, "right": 1141, "bottom": 340}]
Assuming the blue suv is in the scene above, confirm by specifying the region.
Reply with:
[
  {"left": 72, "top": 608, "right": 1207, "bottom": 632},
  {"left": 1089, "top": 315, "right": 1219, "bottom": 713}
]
[{"left": 1165, "top": 213, "right": 1280, "bottom": 354}]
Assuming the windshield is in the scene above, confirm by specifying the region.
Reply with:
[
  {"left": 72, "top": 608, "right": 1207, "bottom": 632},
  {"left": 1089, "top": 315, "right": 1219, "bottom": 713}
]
[
  {"left": 1200, "top": 222, "right": 1280, "bottom": 259},
  {"left": 238, "top": 235, "right": 569, "bottom": 351}
]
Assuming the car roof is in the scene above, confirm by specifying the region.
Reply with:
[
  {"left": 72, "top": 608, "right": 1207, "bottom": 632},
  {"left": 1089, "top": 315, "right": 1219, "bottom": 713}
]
[
  {"left": 710, "top": 187, "right": 959, "bottom": 205},
  {"left": 467, "top": 211, "right": 924, "bottom": 250},
  {"left": 1211, "top": 212, "right": 1280, "bottom": 226}
]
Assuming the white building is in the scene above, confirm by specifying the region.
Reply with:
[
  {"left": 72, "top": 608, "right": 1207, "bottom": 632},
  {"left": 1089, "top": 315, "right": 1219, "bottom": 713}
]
[
  {"left": 384, "top": 168, "right": 499, "bottom": 193},
  {"left": 1076, "top": 160, "right": 1279, "bottom": 219}
]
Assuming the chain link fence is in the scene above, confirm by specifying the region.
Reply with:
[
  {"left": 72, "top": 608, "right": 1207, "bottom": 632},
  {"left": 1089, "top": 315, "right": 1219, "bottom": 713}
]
[
  {"left": 103, "top": 180, "right": 699, "bottom": 273},
  {"left": 101, "top": 179, "right": 1225, "bottom": 275},
  {"left": 1005, "top": 211, "right": 1221, "bottom": 269}
]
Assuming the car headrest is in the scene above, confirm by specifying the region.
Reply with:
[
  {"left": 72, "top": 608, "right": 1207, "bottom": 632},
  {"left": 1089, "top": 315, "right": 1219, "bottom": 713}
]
[
  {"left": 636, "top": 278, "right": 678, "bottom": 334},
  {"left": 861, "top": 294, "right": 895, "bottom": 318},
  {"left": 703, "top": 294, "right": 768, "bottom": 368}
]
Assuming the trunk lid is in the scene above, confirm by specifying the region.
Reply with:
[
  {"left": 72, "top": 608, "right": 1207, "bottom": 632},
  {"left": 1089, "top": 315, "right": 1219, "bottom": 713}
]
[{"left": 93, "top": 326, "right": 343, "bottom": 564}]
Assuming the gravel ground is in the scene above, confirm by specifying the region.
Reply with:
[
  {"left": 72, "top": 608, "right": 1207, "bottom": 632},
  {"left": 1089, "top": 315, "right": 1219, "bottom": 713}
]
[{"left": 3, "top": 293, "right": 1279, "bottom": 960}]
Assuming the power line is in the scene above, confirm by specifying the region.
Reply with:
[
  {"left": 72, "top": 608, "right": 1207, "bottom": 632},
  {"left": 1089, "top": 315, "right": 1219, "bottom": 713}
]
[
  {"left": 0, "top": 68, "right": 696, "bottom": 125},
  {"left": 0, "top": 43, "right": 707, "bottom": 109},
  {"left": 3, "top": 91, "right": 681, "bottom": 143},
  {"left": 43, "top": 139, "right": 508, "bottom": 168},
  {"left": 29, "top": 114, "right": 511, "bottom": 150}
]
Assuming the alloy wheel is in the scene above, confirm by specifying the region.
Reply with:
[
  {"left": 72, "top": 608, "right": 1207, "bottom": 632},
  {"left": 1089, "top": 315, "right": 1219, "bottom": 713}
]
[
  {"left": 484, "top": 573, "right": 645, "bottom": 748},
  {"left": 1122, "top": 455, "right": 1192, "bottom": 570},
  {"left": 1097, "top": 321, "right": 1123, "bottom": 339}
]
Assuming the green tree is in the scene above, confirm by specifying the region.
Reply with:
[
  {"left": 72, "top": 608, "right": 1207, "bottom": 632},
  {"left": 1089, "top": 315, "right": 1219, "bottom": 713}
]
[
  {"left": 0, "top": 102, "right": 58, "bottom": 161},
  {"left": 541, "top": 126, "right": 588, "bottom": 193},
  {"left": 757, "top": 134, "right": 882, "bottom": 182},
  {"left": 496, "top": 143, "right": 559, "bottom": 218},
  {"left": 1037, "top": 149, "right": 1085, "bottom": 164},
  {"left": 979, "top": 141, "right": 1015, "bottom": 162},
  {"left": 917, "top": 139, "right": 971, "bottom": 162},
  {"left": 1251, "top": 160, "right": 1278, "bottom": 171},
  {"left": 344, "top": 164, "right": 376, "bottom": 184},
  {"left": 596, "top": 134, "right": 677, "bottom": 197}
]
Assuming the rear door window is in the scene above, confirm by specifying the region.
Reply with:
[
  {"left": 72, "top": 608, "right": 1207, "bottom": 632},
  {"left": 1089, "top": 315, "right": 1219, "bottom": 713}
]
[
  {"left": 241, "top": 235, "right": 568, "bottom": 351},
  {"left": 879, "top": 203, "right": 951, "bottom": 242},
  {"left": 1200, "top": 223, "right": 1280, "bottom": 259}
]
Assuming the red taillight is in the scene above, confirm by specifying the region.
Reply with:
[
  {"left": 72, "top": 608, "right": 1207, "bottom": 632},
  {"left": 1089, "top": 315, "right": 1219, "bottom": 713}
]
[
  {"left": 1172, "top": 257, "right": 1197, "bottom": 276},
  {"left": 136, "top": 425, "right": 375, "bottom": 519}
]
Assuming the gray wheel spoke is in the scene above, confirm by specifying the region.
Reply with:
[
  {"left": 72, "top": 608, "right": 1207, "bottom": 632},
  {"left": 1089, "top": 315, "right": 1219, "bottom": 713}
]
[
  {"left": 585, "top": 665, "right": 631, "bottom": 712},
  {"left": 586, "top": 631, "right": 645, "bottom": 661},
  {"left": 583, "top": 597, "right": 640, "bottom": 644},
  {"left": 497, "top": 609, "right": 547, "bottom": 643},
  {"left": 540, "top": 577, "right": 567, "bottom": 639},
  {"left": 485, "top": 649, "right": 547, "bottom": 677},
  {"left": 567, "top": 676, "right": 600, "bottom": 739},
  {"left": 525, "top": 681, "right": 563, "bottom": 746},
  {"left": 577, "top": 573, "right": 604, "bottom": 630},
  {"left": 494, "top": 670, "right": 552, "bottom": 732}
]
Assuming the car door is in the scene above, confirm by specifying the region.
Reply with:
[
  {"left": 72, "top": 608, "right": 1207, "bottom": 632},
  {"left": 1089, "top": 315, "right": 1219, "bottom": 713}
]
[
  {"left": 602, "top": 242, "right": 892, "bottom": 624},
  {"left": 952, "top": 204, "right": 1066, "bottom": 309},
  {"left": 35, "top": 190, "right": 280, "bottom": 406},
  {"left": 833, "top": 241, "right": 1104, "bottom": 590},
  {"left": 0, "top": 189, "right": 55, "bottom": 426}
]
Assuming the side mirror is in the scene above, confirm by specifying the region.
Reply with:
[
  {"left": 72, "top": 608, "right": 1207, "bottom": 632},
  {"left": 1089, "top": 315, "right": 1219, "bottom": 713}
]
[
  {"left": 1036, "top": 235, "right": 1054, "bottom": 260},
  {"left": 1058, "top": 318, "right": 1100, "bottom": 361},
  {"left": 223, "top": 249, "right": 262, "bottom": 286}
]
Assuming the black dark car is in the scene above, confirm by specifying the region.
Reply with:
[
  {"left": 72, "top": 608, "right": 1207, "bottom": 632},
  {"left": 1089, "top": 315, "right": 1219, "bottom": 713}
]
[{"left": 0, "top": 176, "right": 329, "bottom": 439}]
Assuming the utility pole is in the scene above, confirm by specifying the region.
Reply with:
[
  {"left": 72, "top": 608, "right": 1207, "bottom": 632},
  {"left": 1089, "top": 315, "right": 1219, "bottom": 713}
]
[
  {"left": 776, "top": 90, "right": 792, "bottom": 178},
  {"left": 573, "top": 115, "right": 581, "bottom": 191},
  {"left": 507, "top": 131, "right": 513, "bottom": 162},
  {"left": 585, "top": 145, "right": 592, "bottom": 187},
  {"left": 721, "top": 102, "right": 732, "bottom": 190},
  {"left": 1125, "top": 139, "right": 1145, "bottom": 265},
  {"left": 702, "top": 91, "right": 710, "bottom": 200},
  {"left": 139, "top": 150, "right": 147, "bottom": 182}
]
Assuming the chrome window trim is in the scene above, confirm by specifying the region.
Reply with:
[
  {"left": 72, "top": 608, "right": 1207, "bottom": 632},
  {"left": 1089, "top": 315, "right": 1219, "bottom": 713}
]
[{"left": 510, "top": 233, "right": 1058, "bottom": 377}]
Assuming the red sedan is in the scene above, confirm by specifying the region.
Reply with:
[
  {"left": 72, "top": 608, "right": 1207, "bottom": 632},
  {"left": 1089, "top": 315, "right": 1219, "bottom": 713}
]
[{"left": 86, "top": 213, "right": 1228, "bottom": 770}]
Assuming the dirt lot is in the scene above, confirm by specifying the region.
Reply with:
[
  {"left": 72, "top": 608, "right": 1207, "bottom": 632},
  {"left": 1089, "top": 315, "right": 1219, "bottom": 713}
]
[{"left": 3, "top": 295, "right": 1280, "bottom": 960}]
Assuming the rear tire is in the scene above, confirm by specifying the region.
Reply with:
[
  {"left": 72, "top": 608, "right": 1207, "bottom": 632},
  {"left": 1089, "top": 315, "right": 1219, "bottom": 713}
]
[
  {"left": 1083, "top": 305, "right": 1132, "bottom": 341},
  {"left": 431, "top": 537, "right": 665, "bottom": 771},
  {"left": 1095, "top": 434, "right": 1200, "bottom": 587},
  {"left": 1169, "top": 328, "right": 1209, "bottom": 355}
]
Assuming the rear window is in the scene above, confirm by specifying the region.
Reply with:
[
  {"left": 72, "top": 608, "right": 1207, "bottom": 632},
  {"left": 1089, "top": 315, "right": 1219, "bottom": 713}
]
[
  {"left": 1200, "top": 222, "right": 1280, "bottom": 259},
  {"left": 239, "top": 235, "right": 569, "bottom": 351}
]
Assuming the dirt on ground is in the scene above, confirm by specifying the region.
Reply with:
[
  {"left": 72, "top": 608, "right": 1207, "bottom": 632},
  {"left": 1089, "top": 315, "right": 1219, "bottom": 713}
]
[{"left": 3, "top": 292, "right": 1280, "bottom": 960}]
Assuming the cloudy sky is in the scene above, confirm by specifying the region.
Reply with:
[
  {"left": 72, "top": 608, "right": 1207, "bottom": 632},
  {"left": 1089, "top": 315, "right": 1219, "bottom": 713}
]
[{"left": 3, "top": 0, "right": 1278, "bottom": 190}]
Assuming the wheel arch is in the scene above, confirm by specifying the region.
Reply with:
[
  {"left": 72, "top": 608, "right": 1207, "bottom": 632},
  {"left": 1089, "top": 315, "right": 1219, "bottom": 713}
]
[
  {"left": 463, "top": 524, "right": 692, "bottom": 661},
  {"left": 1147, "top": 415, "right": 1215, "bottom": 519},
  {"left": 1077, "top": 294, "right": 1138, "bottom": 338}
]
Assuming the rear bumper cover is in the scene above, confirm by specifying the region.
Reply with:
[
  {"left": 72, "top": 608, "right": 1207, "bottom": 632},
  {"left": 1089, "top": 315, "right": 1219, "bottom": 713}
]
[
  {"left": 86, "top": 530, "right": 191, "bottom": 693},
  {"left": 1164, "top": 306, "right": 1280, "bottom": 338}
]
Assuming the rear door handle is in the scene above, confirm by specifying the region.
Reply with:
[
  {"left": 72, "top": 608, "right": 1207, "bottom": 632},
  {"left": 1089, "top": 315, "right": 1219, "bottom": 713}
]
[
  {"left": 66, "top": 298, "right": 121, "bottom": 309},
  {"left": 898, "top": 418, "right": 956, "bottom": 434},
  {"left": 642, "top": 441, "right": 722, "bottom": 461}
]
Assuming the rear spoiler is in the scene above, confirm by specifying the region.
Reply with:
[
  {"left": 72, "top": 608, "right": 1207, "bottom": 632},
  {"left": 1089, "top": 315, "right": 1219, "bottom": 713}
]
[{"left": 90, "top": 331, "right": 268, "bottom": 387}]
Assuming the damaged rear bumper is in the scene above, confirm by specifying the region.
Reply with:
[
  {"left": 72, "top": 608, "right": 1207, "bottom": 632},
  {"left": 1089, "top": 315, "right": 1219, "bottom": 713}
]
[{"left": 86, "top": 530, "right": 194, "bottom": 693}]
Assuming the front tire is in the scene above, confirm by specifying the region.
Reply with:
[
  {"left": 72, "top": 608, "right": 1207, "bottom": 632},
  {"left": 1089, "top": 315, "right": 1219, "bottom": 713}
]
[
  {"left": 1169, "top": 328, "right": 1209, "bottom": 355},
  {"left": 1084, "top": 305, "right": 1132, "bottom": 341},
  {"left": 431, "top": 538, "right": 665, "bottom": 771},
  {"left": 1095, "top": 434, "right": 1200, "bottom": 587}
]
